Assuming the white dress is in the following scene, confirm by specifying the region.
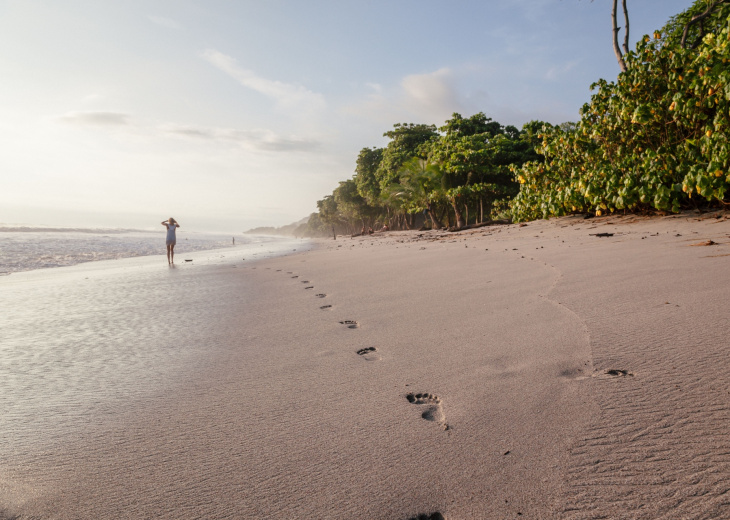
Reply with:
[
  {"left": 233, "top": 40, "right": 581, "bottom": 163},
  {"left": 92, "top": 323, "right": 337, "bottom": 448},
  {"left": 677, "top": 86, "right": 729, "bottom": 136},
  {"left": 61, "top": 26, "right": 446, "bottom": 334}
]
[{"left": 165, "top": 224, "right": 177, "bottom": 245}]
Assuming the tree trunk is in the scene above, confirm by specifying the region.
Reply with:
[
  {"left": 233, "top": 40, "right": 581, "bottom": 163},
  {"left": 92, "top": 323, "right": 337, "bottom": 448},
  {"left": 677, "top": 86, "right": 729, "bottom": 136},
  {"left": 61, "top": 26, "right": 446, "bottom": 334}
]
[
  {"left": 451, "top": 200, "right": 466, "bottom": 228},
  {"left": 480, "top": 198, "right": 484, "bottom": 223},
  {"left": 612, "top": 0, "right": 629, "bottom": 72},
  {"left": 464, "top": 203, "right": 469, "bottom": 227},
  {"left": 426, "top": 202, "right": 444, "bottom": 229}
]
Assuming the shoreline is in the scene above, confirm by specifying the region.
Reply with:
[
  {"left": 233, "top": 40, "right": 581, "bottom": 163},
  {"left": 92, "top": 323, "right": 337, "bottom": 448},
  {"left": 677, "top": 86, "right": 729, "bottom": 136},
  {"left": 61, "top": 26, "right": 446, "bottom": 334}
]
[
  {"left": 0, "top": 233, "right": 307, "bottom": 276},
  {"left": 2, "top": 211, "right": 729, "bottom": 518}
]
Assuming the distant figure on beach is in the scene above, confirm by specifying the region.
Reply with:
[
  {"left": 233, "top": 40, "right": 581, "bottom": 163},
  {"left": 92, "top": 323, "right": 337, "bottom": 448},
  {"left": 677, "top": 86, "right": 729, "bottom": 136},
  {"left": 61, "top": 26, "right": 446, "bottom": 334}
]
[
  {"left": 161, "top": 218, "right": 180, "bottom": 264},
  {"left": 380, "top": 224, "right": 389, "bottom": 232}
]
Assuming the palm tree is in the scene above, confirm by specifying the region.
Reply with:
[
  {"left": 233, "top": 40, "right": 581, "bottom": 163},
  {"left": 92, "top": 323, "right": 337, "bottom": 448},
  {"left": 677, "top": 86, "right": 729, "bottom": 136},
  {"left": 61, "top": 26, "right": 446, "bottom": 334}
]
[{"left": 384, "top": 158, "right": 445, "bottom": 229}]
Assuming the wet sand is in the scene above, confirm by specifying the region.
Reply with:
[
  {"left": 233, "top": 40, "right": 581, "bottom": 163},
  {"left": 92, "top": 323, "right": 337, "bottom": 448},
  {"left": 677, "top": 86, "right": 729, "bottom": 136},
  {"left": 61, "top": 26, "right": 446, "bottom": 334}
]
[{"left": 2, "top": 212, "right": 729, "bottom": 518}]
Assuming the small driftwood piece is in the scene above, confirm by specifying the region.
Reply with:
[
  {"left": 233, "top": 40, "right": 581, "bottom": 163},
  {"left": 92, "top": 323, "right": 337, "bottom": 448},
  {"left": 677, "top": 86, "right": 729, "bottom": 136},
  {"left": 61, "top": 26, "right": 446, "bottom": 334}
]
[
  {"left": 446, "top": 219, "right": 511, "bottom": 233},
  {"left": 590, "top": 232, "right": 614, "bottom": 237}
]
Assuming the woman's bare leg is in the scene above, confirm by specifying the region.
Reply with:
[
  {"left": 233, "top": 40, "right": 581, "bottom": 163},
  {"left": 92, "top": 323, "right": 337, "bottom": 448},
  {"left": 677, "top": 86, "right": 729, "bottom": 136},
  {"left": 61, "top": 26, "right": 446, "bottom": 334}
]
[
  {"left": 166, "top": 244, "right": 172, "bottom": 264},
  {"left": 170, "top": 243, "right": 175, "bottom": 264}
]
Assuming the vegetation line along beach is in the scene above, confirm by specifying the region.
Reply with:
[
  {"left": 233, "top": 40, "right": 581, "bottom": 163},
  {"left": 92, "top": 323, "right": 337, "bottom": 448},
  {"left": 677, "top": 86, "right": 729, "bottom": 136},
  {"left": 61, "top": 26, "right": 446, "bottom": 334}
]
[{"left": 297, "top": 1, "right": 730, "bottom": 237}]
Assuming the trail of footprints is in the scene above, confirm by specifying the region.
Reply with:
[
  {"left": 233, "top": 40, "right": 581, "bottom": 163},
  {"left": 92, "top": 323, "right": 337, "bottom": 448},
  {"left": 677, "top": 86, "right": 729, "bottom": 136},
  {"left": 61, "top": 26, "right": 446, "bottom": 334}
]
[
  {"left": 273, "top": 253, "right": 636, "bottom": 520},
  {"left": 280, "top": 269, "right": 447, "bottom": 430},
  {"left": 276, "top": 267, "right": 449, "bottom": 519}
]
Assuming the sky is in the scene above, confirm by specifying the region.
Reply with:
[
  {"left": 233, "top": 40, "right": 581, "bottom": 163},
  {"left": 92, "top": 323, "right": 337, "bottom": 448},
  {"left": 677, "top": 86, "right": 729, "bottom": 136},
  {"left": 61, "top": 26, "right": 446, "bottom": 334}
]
[{"left": 0, "top": 0, "right": 692, "bottom": 232}]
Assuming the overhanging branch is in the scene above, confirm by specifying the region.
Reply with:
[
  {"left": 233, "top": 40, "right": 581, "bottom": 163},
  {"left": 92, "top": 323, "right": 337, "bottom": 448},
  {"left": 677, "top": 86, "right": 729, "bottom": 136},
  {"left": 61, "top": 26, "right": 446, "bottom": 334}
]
[
  {"left": 612, "top": 0, "right": 628, "bottom": 72},
  {"left": 681, "top": 0, "right": 730, "bottom": 49},
  {"left": 622, "top": 0, "right": 630, "bottom": 55}
]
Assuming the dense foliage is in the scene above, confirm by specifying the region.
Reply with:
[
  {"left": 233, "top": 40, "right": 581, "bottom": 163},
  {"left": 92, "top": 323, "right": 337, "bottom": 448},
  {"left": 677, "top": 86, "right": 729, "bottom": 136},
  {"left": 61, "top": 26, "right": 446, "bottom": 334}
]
[
  {"left": 304, "top": 1, "right": 730, "bottom": 235},
  {"left": 304, "top": 113, "right": 546, "bottom": 236},
  {"left": 511, "top": 0, "right": 730, "bottom": 221}
]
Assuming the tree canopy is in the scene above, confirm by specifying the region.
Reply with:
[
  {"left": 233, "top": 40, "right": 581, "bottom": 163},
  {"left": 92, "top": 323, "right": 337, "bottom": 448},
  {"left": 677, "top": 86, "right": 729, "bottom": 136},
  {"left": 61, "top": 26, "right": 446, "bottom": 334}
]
[{"left": 302, "top": 0, "right": 730, "bottom": 237}]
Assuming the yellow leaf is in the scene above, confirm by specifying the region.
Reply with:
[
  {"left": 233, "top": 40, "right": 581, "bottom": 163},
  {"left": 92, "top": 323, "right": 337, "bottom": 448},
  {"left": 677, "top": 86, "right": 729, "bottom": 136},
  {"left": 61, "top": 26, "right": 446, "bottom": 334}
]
[
  {"left": 715, "top": 170, "right": 723, "bottom": 177},
  {"left": 682, "top": 184, "right": 688, "bottom": 192},
  {"left": 596, "top": 209, "right": 602, "bottom": 216},
  {"left": 707, "top": 129, "right": 713, "bottom": 137}
]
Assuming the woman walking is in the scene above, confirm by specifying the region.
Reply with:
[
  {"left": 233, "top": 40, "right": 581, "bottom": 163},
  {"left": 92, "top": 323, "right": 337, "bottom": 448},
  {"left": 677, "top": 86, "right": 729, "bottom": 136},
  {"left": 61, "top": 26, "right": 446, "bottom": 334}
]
[{"left": 161, "top": 218, "right": 180, "bottom": 264}]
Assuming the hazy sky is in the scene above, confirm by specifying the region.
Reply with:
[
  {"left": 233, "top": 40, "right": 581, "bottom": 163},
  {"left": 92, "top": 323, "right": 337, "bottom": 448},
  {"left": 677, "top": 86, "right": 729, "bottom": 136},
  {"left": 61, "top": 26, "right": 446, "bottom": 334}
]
[{"left": 1, "top": 0, "right": 691, "bottom": 232}]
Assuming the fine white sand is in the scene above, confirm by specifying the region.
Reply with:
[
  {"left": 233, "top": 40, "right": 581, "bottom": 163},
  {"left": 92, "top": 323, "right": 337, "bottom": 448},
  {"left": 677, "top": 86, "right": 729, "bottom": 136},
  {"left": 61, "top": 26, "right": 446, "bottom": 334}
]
[{"left": 1, "top": 211, "right": 729, "bottom": 519}]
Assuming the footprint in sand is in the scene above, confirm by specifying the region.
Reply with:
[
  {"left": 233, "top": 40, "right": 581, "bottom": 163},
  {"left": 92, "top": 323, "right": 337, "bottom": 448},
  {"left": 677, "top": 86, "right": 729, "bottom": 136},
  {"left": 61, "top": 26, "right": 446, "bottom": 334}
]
[
  {"left": 315, "top": 293, "right": 327, "bottom": 298},
  {"left": 406, "top": 393, "right": 447, "bottom": 429},
  {"left": 559, "top": 367, "right": 591, "bottom": 381},
  {"left": 301, "top": 280, "right": 309, "bottom": 283},
  {"left": 305, "top": 286, "right": 314, "bottom": 289},
  {"left": 339, "top": 320, "right": 359, "bottom": 329},
  {"left": 292, "top": 275, "right": 299, "bottom": 278},
  {"left": 320, "top": 304, "right": 333, "bottom": 310},
  {"left": 605, "top": 369, "right": 633, "bottom": 377},
  {"left": 407, "top": 514, "right": 445, "bottom": 520},
  {"left": 356, "top": 347, "right": 380, "bottom": 361}
]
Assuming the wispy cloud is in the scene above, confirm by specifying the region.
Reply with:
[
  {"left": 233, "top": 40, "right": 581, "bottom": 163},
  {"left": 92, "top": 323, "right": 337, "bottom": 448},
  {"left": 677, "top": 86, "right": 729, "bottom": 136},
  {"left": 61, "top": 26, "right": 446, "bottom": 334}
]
[
  {"left": 164, "top": 124, "right": 320, "bottom": 152},
  {"left": 545, "top": 60, "right": 580, "bottom": 81},
  {"left": 342, "top": 68, "right": 463, "bottom": 125},
  {"left": 201, "top": 49, "right": 326, "bottom": 113},
  {"left": 148, "top": 15, "right": 183, "bottom": 30},
  {"left": 365, "top": 82, "right": 383, "bottom": 93},
  {"left": 58, "top": 111, "right": 130, "bottom": 126},
  {"left": 401, "top": 68, "right": 462, "bottom": 121}
]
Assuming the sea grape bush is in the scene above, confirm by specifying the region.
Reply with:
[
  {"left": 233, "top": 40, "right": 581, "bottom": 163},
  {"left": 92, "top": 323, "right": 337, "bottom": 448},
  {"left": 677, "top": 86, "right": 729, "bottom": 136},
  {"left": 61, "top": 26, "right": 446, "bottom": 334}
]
[
  {"left": 303, "top": 1, "right": 730, "bottom": 235},
  {"left": 511, "top": 17, "right": 730, "bottom": 221}
]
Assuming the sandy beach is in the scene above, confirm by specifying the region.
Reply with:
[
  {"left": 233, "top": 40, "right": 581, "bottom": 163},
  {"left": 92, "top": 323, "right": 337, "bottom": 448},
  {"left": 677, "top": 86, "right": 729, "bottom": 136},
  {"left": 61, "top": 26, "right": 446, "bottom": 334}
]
[{"left": 2, "top": 211, "right": 730, "bottom": 519}]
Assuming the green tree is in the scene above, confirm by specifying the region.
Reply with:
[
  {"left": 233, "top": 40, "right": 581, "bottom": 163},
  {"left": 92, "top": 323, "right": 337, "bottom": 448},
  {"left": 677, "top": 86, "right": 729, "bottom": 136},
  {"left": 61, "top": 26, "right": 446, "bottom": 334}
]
[
  {"left": 425, "top": 113, "right": 539, "bottom": 227},
  {"left": 376, "top": 123, "right": 438, "bottom": 190},
  {"left": 354, "top": 147, "right": 384, "bottom": 206},
  {"left": 511, "top": 0, "right": 730, "bottom": 221},
  {"left": 385, "top": 158, "right": 446, "bottom": 229},
  {"left": 332, "top": 178, "right": 379, "bottom": 232}
]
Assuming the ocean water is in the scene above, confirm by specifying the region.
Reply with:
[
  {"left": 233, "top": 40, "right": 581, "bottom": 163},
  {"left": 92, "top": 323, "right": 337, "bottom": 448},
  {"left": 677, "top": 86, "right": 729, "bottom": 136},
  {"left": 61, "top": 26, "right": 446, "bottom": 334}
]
[
  {"left": 0, "top": 233, "right": 308, "bottom": 474},
  {"left": 0, "top": 227, "right": 284, "bottom": 275}
]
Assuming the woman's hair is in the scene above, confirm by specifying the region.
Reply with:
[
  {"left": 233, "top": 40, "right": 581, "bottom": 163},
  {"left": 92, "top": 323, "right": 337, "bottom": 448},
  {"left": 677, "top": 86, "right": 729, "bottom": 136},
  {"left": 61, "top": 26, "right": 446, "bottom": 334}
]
[{"left": 169, "top": 217, "right": 176, "bottom": 224}]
